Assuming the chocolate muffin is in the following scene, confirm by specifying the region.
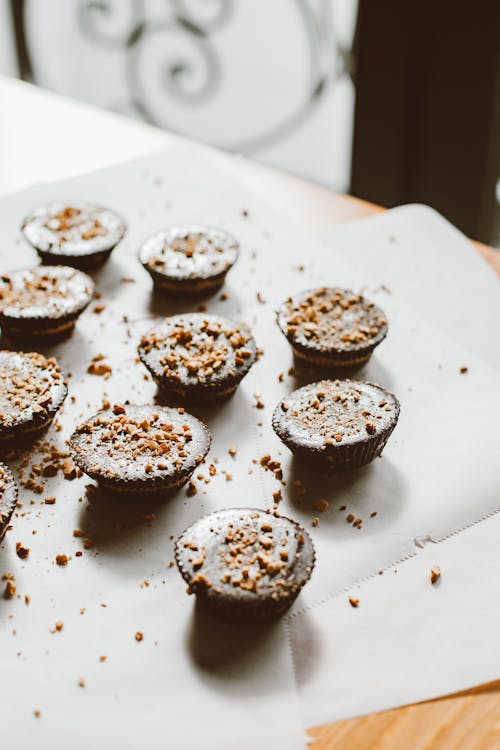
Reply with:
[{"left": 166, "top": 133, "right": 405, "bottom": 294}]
[
  {"left": 0, "top": 265, "right": 94, "bottom": 341},
  {"left": 272, "top": 379, "right": 399, "bottom": 470},
  {"left": 69, "top": 404, "right": 211, "bottom": 492},
  {"left": 277, "top": 287, "right": 388, "bottom": 369},
  {"left": 21, "top": 202, "right": 126, "bottom": 269},
  {"left": 0, "top": 463, "right": 18, "bottom": 542},
  {"left": 175, "top": 508, "right": 315, "bottom": 623},
  {"left": 0, "top": 351, "right": 67, "bottom": 442},
  {"left": 139, "top": 225, "right": 239, "bottom": 295},
  {"left": 138, "top": 313, "right": 256, "bottom": 402}
]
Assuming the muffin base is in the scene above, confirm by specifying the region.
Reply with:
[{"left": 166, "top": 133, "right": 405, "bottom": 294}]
[
  {"left": 144, "top": 267, "right": 228, "bottom": 297},
  {"left": 36, "top": 246, "right": 115, "bottom": 271}
]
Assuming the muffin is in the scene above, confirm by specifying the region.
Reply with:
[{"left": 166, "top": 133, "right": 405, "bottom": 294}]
[
  {"left": 277, "top": 287, "right": 388, "bottom": 368},
  {"left": 175, "top": 508, "right": 315, "bottom": 623},
  {"left": 69, "top": 404, "right": 211, "bottom": 493},
  {"left": 138, "top": 313, "right": 256, "bottom": 402},
  {"left": 0, "top": 265, "right": 94, "bottom": 341},
  {"left": 0, "top": 351, "right": 67, "bottom": 443},
  {"left": 0, "top": 464, "right": 18, "bottom": 542},
  {"left": 272, "top": 379, "right": 399, "bottom": 470},
  {"left": 139, "top": 225, "right": 238, "bottom": 295},
  {"left": 22, "top": 202, "right": 126, "bottom": 269}
]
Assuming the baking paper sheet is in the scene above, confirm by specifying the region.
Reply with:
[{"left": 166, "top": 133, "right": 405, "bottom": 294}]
[
  {"left": 0, "top": 146, "right": 499, "bottom": 744},
  {"left": 289, "top": 511, "right": 500, "bottom": 727}
]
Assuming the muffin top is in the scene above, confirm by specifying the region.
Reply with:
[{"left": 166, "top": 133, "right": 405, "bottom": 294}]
[
  {"left": 0, "top": 351, "right": 67, "bottom": 432},
  {"left": 70, "top": 404, "right": 210, "bottom": 485},
  {"left": 139, "top": 226, "right": 239, "bottom": 281},
  {"left": 176, "top": 508, "right": 315, "bottom": 603},
  {"left": 0, "top": 265, "right": 94, "bottom": 320},
  {"left": 22, "top": 202, "right": 126, "bottom": 256},
  {"left": 138, "top": 313, "right": 256, "bottom": 388},
  {"left": 273, "top": 379, "right": 399, "bottom": 450},
  {"left": 277, "top": 287, "right": 388, "bottom": 354}
]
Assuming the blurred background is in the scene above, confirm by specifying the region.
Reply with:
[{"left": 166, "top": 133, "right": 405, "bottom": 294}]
[{"left": 1, "top": 0, "right": 499, "bottom": 244}]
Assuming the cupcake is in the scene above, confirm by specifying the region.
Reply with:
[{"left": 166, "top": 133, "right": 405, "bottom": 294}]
[
  {"left": 272, "top": 379, "right": 399, "bottom": 470},
  {"left": 277, "top": 287, "right": 388, "bottom": 369},
  {"left": 69, "top": 404, "right": 211, "bottom": 493},
  {"left": 139, "top": 225, "right": 238, "bottom": 295},
  {"left": 175, "top": 508, "right": 315, "bottom": 623},
  {"left": 0, "top": 351, "right": 67, "bottom": 442},
  {"left": 0, "top": 464, "right": 18, "bottom": 542},
  {"left": 0, "top": 265, "right": 94, "bottom": 341},
  {"left": 138, "top": 313, "right": 256, "bottom": 402},
  {"left": 22, "top": 202, "right": 126, "bottom": 269}
]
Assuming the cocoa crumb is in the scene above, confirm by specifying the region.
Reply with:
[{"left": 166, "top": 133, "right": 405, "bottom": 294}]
[{"left": 15, "top": 542, "right": 29, "bottom": 559}]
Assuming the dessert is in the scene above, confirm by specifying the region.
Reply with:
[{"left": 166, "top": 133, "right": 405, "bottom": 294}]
[
  {"left": 277, "top": 287, "right": 388, "bottom": 368},
  {"left": 69, "top": 404, "right": 211, "bottom": 492},
  {"left": 22, "top": 202, "right": 126, "bottom": 269},
  {"left": 175, "top": 508, "right": 315, "bottom": 622},
  {"left": 138, "top": 313, "right": 256, "bottom": 402},
  {"left": 0, "top": 265, "right": 94, "bottom": 341},
  {"left": 272, "top": 379, "right": 399, "bottom": 470},
  {"left": 139, "top": 225, "right": 238, "bottom": 295},
  {"left": 0, "top": 351, "right": 67, "bottom": 442}
]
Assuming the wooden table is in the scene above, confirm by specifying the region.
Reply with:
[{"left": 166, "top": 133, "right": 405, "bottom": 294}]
[{"left": 1, "top": 75, "right": 499, "bottom": 750}]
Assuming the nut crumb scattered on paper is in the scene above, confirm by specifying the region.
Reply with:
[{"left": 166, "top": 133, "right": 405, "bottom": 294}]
[{"left": 430, "top": 565, "right": 441, "bottom": 584}]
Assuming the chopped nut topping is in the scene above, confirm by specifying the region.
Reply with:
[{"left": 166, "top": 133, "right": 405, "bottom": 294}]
[
  {"left": 430, "top": 565, "right": 441, "bottom": 584},
  {"left": 15, "top": 542, "right": 29, "bottom": 559}
]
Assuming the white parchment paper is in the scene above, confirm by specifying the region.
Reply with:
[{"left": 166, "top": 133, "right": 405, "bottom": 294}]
[
  {"left": 279, "top": 186, "right": 500, "bottom": 727},
  {"left": 0, "top": 146, "right": 498, "bottom": 742}
]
